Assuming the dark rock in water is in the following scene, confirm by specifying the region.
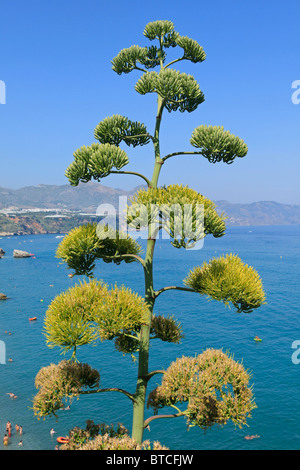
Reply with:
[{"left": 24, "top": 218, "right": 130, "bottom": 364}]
[
  {"left": 0, "top": 248, "right": 5, "bottom": 258},
  {"left": 0, "top": 293, "right": 8, "bottom": 300},
  {"left": 13, "top": 249, "right": 32, "bottom": 258}
]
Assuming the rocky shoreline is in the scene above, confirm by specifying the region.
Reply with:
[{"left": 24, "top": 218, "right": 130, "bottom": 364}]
[
  {"left": 0, "top": 232, "right": 23, "bottom": 237},
  {"left": 0, "top": 210, "right": 98, "bottom": 237}
]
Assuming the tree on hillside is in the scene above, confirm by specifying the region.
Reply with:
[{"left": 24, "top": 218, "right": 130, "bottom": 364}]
[{"left": 33, "top": 20, "right": 266, "bottom": 450}]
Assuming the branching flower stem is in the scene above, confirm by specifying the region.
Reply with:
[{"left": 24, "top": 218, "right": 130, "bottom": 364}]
[
  {"left": 118, "top": 133, "right": 155, "bottom": 142},
  {"left": 162, "top": 151, "right": 203, "bottom": 163},
  {"left": 100, "top": 253, "right": 145, "bottom": 267},
  {"left": 134, "top": 65, "right": 148, "bottom": 74},
  {"left": 144, "top": 410, "right": 186, "bottom": 429},
  {"left": 131, "top": 57, "right": 166, "bottom": 441},
  {"left": 141, "top": 370, "right": 165, "bottom": 383},
  {"left": 154, "top": 285, "right": 196, "bottom": 299},
  {"left": 79, "top": 387, "right": 136, "bottom": 403},
  {"left": 109, "top": 170, "right": 151, "bottom": 187},
  {"left": 164, "top": 56, "right": 186, "bottom": 69}
]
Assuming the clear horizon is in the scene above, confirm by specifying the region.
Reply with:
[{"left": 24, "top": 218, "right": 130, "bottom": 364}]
[{"left": 1, "top": 0, "right": 299, "bottom": 204}]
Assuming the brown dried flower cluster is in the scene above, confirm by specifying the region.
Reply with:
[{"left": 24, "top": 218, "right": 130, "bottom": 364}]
[
  {"left": 150, "top": 314, "right": 184, "bottom": 344},
  {"left": 147, "top": 348, "right": 255, "bottom": 430},
  {"left": 59, "top": 421, "right": 129, "bottom": 450},
  {"left": 58, "top": 420, "right": 168, "bottom": 450},
  {"left": 33, "top": 361, "right": 100, "bottom": 418},
  {"left": 114, "top": 313, "right": 184, "bottom": 358},
  {"left": 62, "top": 434, "right": 169, "bottom": 451}
]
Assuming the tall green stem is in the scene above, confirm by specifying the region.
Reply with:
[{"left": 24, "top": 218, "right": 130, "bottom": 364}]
[{"left": 131, "top": 94, "right": 165, "bottom": 444}]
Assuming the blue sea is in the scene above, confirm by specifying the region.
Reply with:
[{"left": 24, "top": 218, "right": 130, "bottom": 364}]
[{"left": 0, "top": 225, "right": 299, "bottom": 451}]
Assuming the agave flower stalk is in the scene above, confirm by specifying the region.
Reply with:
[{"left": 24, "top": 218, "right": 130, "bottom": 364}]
[{"left": 33, "top": 20, "right": 266, "bottom": 449}]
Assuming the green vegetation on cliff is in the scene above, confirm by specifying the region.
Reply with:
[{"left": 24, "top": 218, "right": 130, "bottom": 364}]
[{"left": 0, "top": 212, "right": 98, "bottom": 236}]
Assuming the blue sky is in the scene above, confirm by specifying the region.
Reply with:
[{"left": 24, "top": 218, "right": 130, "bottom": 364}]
[{"left": 1, "top": 0, "right": 299, "bottom": 204}]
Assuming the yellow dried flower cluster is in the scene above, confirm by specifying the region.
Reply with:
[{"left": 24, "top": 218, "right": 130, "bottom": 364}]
[
  {"left": 44, "top": 280, "right": 149, "bottom": 354},
  {"left": 56, "top": 223, "right": 142, "bottom": 277},
  {"left": 128, "top": 184, "right": 226, "bottom": 247},
  {"left": 184, "top": 253, "right": 266, "bottom": 313},
  {"left": 147, "top": 349, "right": 255, "bottom": 430}
]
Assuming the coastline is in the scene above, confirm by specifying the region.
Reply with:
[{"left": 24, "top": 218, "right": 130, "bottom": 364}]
[{"left": 1, "top": 223, "right": 300, "bottom": 238}]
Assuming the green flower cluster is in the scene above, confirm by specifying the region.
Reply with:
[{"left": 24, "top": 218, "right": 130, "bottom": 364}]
[
  {"left": 111, "top": 44, "right": 164, "bottom": 74},
  {"left": 175, "top": 35, "right": 206, "bottom": 63},
  {"left": 191, "top": 125, "right": 248, "bottom": 164},
  {"left": 143, "top": 20, "right": 177, "bottom": 44},
  {"left": 94, "top": 114, "right": 150, "bottom": 147},
  {"left": 65, "top": 142, "right": 129, "bottom": 186},
  {"left": 111, "top": 20, "right": 206, "bottom": 113},
  {"left": 135, "top": 68, "right": 204, "bottom": 113}
]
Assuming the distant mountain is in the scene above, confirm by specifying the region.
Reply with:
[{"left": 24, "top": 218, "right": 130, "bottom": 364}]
[
  {"left": 215, "top": 200, "right": 300, "bottom": 226},
  {"left": 0, "top": 182, "right": 139, "bottom": 212},
  {"left": 0, "top": 183, "right": 299, "bottom": 226}
]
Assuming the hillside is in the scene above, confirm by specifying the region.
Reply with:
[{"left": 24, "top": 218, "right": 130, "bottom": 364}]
[
  {"left": 0, "top": 183, "right": 299, "bottom": 231},
  {"left": 215, "top": 200, "right": 300, "bottom": 226},
  {"left": 0, "top": 182, "right": 132, "bottom": 212},
  {"left": 0, "top": 211, "right": 99, "bottom": 236}
]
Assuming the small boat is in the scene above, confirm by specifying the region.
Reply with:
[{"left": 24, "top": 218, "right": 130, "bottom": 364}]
[
  {"left": 57, "top": 436, "right": 69, "bottom": 444},
  {"left": 254, "top": 336, "right": 262, "bottom": 342},
  {"left": 29, "top": 317, "right": 37, "bottom": 321}
]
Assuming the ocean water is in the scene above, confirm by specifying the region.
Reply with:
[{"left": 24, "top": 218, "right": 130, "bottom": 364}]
[{"left": 0, "top": 225, "right": 299, "bottom": 451}]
